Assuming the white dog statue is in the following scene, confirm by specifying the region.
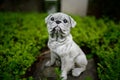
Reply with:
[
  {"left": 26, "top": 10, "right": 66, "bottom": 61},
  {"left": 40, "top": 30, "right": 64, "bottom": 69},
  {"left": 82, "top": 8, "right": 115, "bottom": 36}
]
[{"left": 45, "top": 12, "right": 88, "bottom": 80}]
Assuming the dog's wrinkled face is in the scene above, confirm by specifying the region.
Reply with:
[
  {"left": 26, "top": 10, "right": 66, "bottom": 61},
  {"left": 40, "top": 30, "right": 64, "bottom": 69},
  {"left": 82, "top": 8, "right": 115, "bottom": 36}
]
[{"left": 45, "top": 13, "right": 76, "bottom": 40}]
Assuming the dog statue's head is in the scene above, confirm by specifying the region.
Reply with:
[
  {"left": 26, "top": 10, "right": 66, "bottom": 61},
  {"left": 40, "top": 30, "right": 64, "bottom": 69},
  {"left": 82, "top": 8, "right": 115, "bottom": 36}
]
[{"left": 45, "top": 12, "right": 76, "bottom": 40}]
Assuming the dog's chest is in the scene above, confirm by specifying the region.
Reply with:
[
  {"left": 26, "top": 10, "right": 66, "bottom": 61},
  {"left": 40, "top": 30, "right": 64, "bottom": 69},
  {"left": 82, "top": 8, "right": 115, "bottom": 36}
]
[{"left": 48, "top": 41, "right": 71, "bottom": 56}]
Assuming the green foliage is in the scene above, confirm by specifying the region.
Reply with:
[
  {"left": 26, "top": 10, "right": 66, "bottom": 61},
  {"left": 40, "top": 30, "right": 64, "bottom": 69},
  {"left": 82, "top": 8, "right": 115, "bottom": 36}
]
[
  {"left": 72, "top": 16, "right": 106, "bottom": 44},
  {"left": 0, "top": 12, "right": 119, "bottom": 80},
  {"left": 0, "top": 12, "right": 48, "bottom": 80},
  {"left": 71, "top": 16, "right": 107, "bottom": 56},
  {"left": 96, "top": 22, "right": 120, "bottom": 80},
  {"left": 71, "top": 15, "right": 120, "bottom": 80}
]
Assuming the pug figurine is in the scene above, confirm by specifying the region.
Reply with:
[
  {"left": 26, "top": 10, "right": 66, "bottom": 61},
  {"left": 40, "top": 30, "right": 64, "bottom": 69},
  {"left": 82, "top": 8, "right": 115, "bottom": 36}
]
[{"left": 45, "top": 12, "right": 87, "bottom": 80}]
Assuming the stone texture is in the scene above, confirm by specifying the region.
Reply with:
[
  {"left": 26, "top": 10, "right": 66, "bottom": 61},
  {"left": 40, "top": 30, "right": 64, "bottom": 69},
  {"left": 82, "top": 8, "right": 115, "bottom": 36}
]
[{"left": 25, "top": 50, "right": 98, "bottom": 80}]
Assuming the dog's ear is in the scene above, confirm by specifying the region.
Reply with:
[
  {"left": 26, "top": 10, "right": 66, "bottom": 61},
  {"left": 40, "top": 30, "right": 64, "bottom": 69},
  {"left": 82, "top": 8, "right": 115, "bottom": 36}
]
[
  {"left": 45, "top": 14, "right": 53, "bottom": 23},
  {"left": 69, "top": 16, "right": 76, "bottom": 28}
]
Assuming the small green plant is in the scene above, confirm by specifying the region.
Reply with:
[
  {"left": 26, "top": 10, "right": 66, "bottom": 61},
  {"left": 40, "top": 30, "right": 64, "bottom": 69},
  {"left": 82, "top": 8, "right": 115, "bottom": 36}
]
[
  {"left": 55, "top": 68, "right": 61, "bottom": 80},
  {"left": 85, "top": 76, "right": 93, "bottom": 80}
]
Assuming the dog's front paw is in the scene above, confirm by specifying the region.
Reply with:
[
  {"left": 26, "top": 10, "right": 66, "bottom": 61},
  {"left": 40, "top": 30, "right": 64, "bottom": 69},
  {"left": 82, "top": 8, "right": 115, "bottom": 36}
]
[
  {"left": 45, "top": 61, "right": 52, "bottom": 67},
  {"left": 61, "top": 75, "right": 67, "bottom": 80},
  {"left": 61, "top": 73, "right": 67, "bottom": 80},
  {"left": 72, "top": 68, "right": 82, "bottom": 77}
]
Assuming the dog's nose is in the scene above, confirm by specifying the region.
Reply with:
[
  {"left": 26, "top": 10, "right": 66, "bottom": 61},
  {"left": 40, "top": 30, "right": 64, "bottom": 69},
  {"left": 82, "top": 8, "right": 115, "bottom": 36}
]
[{"left": 56, "top": 20, "right": 61, "bottom": 24}]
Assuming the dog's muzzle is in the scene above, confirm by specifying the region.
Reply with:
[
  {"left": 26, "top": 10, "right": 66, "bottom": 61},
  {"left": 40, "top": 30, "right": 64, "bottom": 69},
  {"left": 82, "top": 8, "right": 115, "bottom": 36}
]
[{"left": 52, "top": 26, "right": 61, "bottom": 33}]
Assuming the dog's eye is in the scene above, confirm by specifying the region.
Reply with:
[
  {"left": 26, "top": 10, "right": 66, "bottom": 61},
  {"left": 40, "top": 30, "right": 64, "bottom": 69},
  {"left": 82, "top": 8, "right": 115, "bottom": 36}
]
[
  {"left": 51, "top": 17, "right": 54, "bottom": 21},
  {"left": 63, "top": 19, "right": 68, "bottom": 23}
]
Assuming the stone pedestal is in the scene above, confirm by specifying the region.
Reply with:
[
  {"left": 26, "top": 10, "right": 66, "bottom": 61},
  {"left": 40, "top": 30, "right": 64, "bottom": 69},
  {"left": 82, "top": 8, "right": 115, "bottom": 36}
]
[{"left": 25, "top": 50, "right": 98, "bottom": 80}]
